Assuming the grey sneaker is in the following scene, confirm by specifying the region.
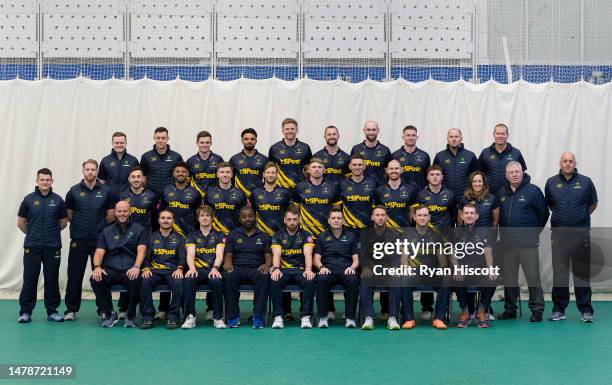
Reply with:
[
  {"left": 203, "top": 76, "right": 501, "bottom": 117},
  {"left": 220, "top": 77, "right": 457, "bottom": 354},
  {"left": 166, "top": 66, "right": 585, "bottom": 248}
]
[
  {"left": 101, "top": 313, "right": 118, "bottom": 328},
  {"left": 63, "top": 312, "right": 77, "bottom": 321},
  {"left": 581, "top": 313, "right": 594, "bottom": 323},
  {"left": 549, "top": 311, "right": 566, "bottom": 321},
  {"left": 124, "top": 318, "right": 136, "bottom": 328},
  {"left": 47, "top": 313, "right": 64, "bottom": 322},
  {"left": 18, "top": 313, "right": 32, "bottom": 323}
]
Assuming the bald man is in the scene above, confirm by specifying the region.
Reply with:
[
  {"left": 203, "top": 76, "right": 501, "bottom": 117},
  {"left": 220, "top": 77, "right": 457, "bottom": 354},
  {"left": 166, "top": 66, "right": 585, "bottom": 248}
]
[
  {"left": 351, "top": 120, "right": 393, "bottom": 186},
  {"left": 90, "top": 201, "right": 148, "bottom": 327},
  {"left": 433, "top": 128, "right": 479, "bottom": 200},
  {"left": 545, "top": 153, "right": 598, "bottom": 322}
]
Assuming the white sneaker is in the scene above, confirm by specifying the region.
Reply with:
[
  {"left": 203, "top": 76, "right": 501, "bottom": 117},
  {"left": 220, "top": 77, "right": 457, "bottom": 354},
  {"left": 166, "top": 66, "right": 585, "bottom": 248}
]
[
  {"left": 118, "top": 312, "right": 127, "bottom": 320},
  {"left": 300, "top": 316, "right": 312, "bottom": 329},
  {"left": 272, "top": 316, "right": 284, "bottom": 329},
  {"left": 181, "top": 314, "right": 196, "bottom": 329},
  {"left": 327, "top": 311, "right": 336, "bottom": 321},
  {"left": 345, "top": 319, "right": 357, "bottom": 328},
  {"left": 155, "top": 311, "right": 167, "bottom": 320},
  {"left": 488, "top": 313, "right": 496, "bottom": 321},
  {"left": 361, "top": 317, "right": 374, "bottom": 330},
  {"left": 421, "top": 311, "right": 432, "bottom": 321},
  {"left": 213, "top": 319, "right": 227, "bottom": 329},
  {"left": 387, "top": 317, "right": 400, "bottom": 330},
  {"left": 63, "top": 312, "right": 77, "bottom": 321},
  {"left": 318, "top": 317, "right": 329, "bottom": 328},
  {"left": 205, "top": 310, "right": 214, "bottom": 321}
]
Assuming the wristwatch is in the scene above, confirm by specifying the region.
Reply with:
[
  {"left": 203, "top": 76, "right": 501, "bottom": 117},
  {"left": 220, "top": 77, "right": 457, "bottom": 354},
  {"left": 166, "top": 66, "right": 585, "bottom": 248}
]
[{"left": 269, "top": 266, "right": 278, "bottom": 273}]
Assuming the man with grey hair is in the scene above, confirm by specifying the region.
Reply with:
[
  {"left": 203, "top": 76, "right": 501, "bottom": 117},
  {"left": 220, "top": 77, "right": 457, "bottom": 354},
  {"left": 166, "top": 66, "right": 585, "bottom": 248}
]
[
  {"left": 433, "top": 128, "right": 479, "bottom": 200},
  {"left": 495, "top": 161, "right": 549, "bottom": 322},
  {"left": 351, "top": 120, "right": 392, "bottom": 186},
  {"left": 545, "top": 152, "right": 598, "bottom": 322}
]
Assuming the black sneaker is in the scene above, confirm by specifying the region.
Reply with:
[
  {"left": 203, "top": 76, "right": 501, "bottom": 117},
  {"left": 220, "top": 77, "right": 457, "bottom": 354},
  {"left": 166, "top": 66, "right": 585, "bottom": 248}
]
[
  {"left": 140, "top": 320, "right": 154, "bottom": 329},
  {"left": 496, "top": 311, "right": 517, "bottom": 320},
  {"left": 166, "top": 320, "right": 178, "bottom": 329},
  {"left": 529, "top": 313, "right": 543, "bottom": 322}
]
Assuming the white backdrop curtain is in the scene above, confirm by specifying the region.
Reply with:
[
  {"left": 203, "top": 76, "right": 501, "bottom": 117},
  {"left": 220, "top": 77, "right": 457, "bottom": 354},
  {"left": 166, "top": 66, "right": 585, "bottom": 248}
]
[{"left": 0, "top": 77, "right": 610, "bottom": 292}]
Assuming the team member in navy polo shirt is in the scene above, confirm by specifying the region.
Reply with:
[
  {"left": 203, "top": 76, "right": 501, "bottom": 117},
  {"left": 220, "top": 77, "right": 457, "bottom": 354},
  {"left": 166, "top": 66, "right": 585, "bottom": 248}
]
[
  {"left": 64, "top": 159, "right": 116, "bottom": 321},
  {"left": 204, "top": 162, "right": 248, "bottom": 235},
  {"left": 139, "top": 127, "right": 183, "bottom": 196},
  {"left": 268, "top": 118, "right": 312, "bottom": 190},
  {"left": 98, "top": 132, "right": 139, "bottom": 196},
  {"left": 314, "top": 208, "right": 360, "bottom": 328},
  {"left": 545, "top": 152, "right": 598, "bottom": 322},
  {"left": 270, "top": 206, "right": 316, "bottom": 329},
  {"left": 17, "top": 168, "right": 68, "bottom": 323},
  {"left": 90, "top": 201, "right": 147, "bottom": 328},
  {"left": 392, "top": 125, "right": 430, "bottom": 190},
  {"left": 496, "top": 161, "right": 549, "bottom": 322},
  {"left": 478, "top": 124, "right": 527, "bottom": 194},
  {"left": 182, "top": 205, "right": 226, "bottom": 329},
  {"left": 351, "top": 120, "right": 393, "bottom": 186},
  {"left": 161, "top": 162, "right": 201, "bottom": 236},
  {"left": 340, "top": 154, "right": 377, "bottom": 230},
  {"left": 140, "top": 210, "right": 186, "bottom": 329},
  {"left": 119, "top": 166, "right": 158, "bottom": 230},
  {"left": 374, "top": 160, "right": 418, "bottom": 230},
  {"left": 250, "top": 162, "right": 293, "bottom": 236},
  {"left": 187, "top": 131, "right": 224, "bottom": 198},
  {"left": 223, "top": 207, "right": 272, "bottom": 329},
  {"left": 313, "top": 125, "right": 350, "bottom": 183},
  {"left": 229, "top": 128, "right": 268, "bottom": 198},
  {"left": 433, "top": 128, "right": 479, "bottom": 199}
]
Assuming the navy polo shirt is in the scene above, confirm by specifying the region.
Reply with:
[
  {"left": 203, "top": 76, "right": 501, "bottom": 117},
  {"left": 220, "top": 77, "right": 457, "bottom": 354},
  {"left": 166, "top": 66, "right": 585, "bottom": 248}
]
[
  {"left": 433, "top": 144, "right": 479, "bottom": 198},
  {"left": 340, "top": 177, "right": 377, "bottom": 229},
  {"left": 392, "top": 146, "right": 430, "bottom": 190},
  {"left": 271, "top": 228, "right": 314, "bottom": 270},
  {"left": 313, "top": 147, "right": 350, "bottom": 183},
  {"left": 65, "top": 180, "right": 116, "bottom": 241},
  {"left": 250, "top": 186, "right": 293, "bottom": 235},
  {"left": 545, "top": 170, "right": 597, "bottom": 227},
  {"left": 161, "top": 184, "right": 201, "bottom": 235},
  {"left": 458, "top": 193, "right": 497, "bottom": 228},
  {"left": 186, "top": 228, "right": 225, "bottom": 270},
  {"left": 374, "top": 182, "right": 418, "bottom": 228},
  {"left": 225, "top": 227, "right": 271, "bottom": 269},
  {"left": 118, "top": 188, "right": 158, "bottom": 230},
  {"left": 478, "top": 143, "right": 527, "bottom": 194},
  {"left": 417, "top": 186, "right": 456, "bottom": 229},
  {"left": 98, "top": 150, "right": 139, "bottom": 195},
  {"left": 186, "top": 152, "right": 224, "bottom": 196},
  {"left": 350, "top": 141, "right": 393, "bottom": 186},
  {"left": 97, "top": 221, "right": 148, "bottom": 271},
  {"left": 139, "top": 145, "right": 183, "bottom": 195},
  {"left": 314, "top": 229, "right": 359, "bottom": 273},
  {"left": 268, "top": 139, "right": 312, "bottom": 189},
  {"left": 146, "top": 230, "right": 186, "bottom": 273},
  {"left": 18, "top": 187, "right": 68, "bottom": 249},
  {"left": 229, "top": 150, "right": 268, "bottom": 197},
  {"left": 204, "top": 185, "right": 247, "bottom": 234}
]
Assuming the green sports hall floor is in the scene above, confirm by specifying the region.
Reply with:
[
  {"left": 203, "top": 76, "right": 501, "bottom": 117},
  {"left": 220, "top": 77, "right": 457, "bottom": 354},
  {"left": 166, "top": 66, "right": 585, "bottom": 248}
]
[{"left": 1, "top": 299, "right": 609, "bottom": 385}]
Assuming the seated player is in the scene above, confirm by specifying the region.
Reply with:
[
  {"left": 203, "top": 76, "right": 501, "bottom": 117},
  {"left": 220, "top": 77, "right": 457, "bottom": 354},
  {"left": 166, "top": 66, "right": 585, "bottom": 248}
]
[
  {"left": 223, "top": 207, "right": 272, "bottom": 329},
  {"left": 452, "top": 204, "right": 497, "bottom": 328},
  {"left": 182, "top": 205, "right": 226, "bottom": 329},
  {"left": 140, "top": 210, "right": 185, "bottom": 329},
  {"left": 270, "top": 206, "right": 316, "bottom": 329},
  {"left": 398, "top": 205, "right": 451, "bottom": 330},
  {"left": 90, "top": 201, "right": 147, "bottom": 328},
  {"left": 314, "top": 208, "right": 360, "bottom": 328}
]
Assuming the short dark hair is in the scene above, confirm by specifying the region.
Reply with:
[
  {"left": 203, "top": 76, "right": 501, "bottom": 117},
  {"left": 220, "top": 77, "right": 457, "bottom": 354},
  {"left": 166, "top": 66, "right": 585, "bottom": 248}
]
[
  {"left": 427, "top": 164, "right": 443, "bottom": 175},
  {"left": 263, "top": 161, "right": 278, "bottom": 173},
  {"left": 371, "top": 205, "right": 387, "bottom": 214},
  {"left": 349, "top": 153, "right": 365, "bottom": 163},
  {"left": 37, "top": 168, "right": 52, "bottom": 178},
  {"left": 241, "top": 128, "right": 257, "bottom": 138},
  {"left": 172, "top": 161, "right": 190, "bottom": 174},
  {"left": 128, "top": 165, "right": 144, "bottom": 176},
  {"left": 285, "top": 205, "right": 300, "bottom": 217},
  {"left": 112, "top": 131, "right": 127, "bottom": 139},
  {"left": 328, "top": 207, "right": 343, "bottom": 217},
  {"left": 216, "top": 161, "right": 232, "bottom": 171},
  {"left": 462, "top": 203, "right": 477, "bottom": 211},
  {"left": 196, "top": 130, "right": 211, "bottom": 141},
  {"left": 403, "top": 125, "right": 417, "bottom": 133},
  {"left": 154, "top": 126, "right": 168, "bottom": 135},
  {"left": 158, "top": 209, "right": 174, "bottom": 218},
  {"left": 494, "top": 123, "right": 509, "bottom": 134},
  {"left": 324, "top": 125, "right": 338, "bottom": 132}
]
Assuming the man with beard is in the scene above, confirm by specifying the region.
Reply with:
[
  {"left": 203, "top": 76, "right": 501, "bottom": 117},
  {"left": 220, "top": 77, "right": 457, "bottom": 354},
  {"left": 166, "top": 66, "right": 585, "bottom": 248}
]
[
  {"left": 98, "top": 132, "right": 139, "bottom": 196},
  {"left": 229, "top": 128, "right": 268, "bottom": 199},
  {"left": 374, "top": 159, "right": 417, "bottom": 231},
  {"left": 63, "top": 159, "right": 116, "bottom": 321},
  {"left": 313, "top": 125, "right": 350, "bottom": 183},
  {"left": 350, "top": 120, "right": 392, "bottom": 186},
  {"left": 392, "top": 125, "right": 430, "bottom": 191},
  {"left": 119, "top": 166, "right": 158, "bottom": 230},
  {"left": 223, "top": 207, "right": 272, "bottom": 329},
  {"left": 161, "top": 162, "right": 201, "bottom": 236}
]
